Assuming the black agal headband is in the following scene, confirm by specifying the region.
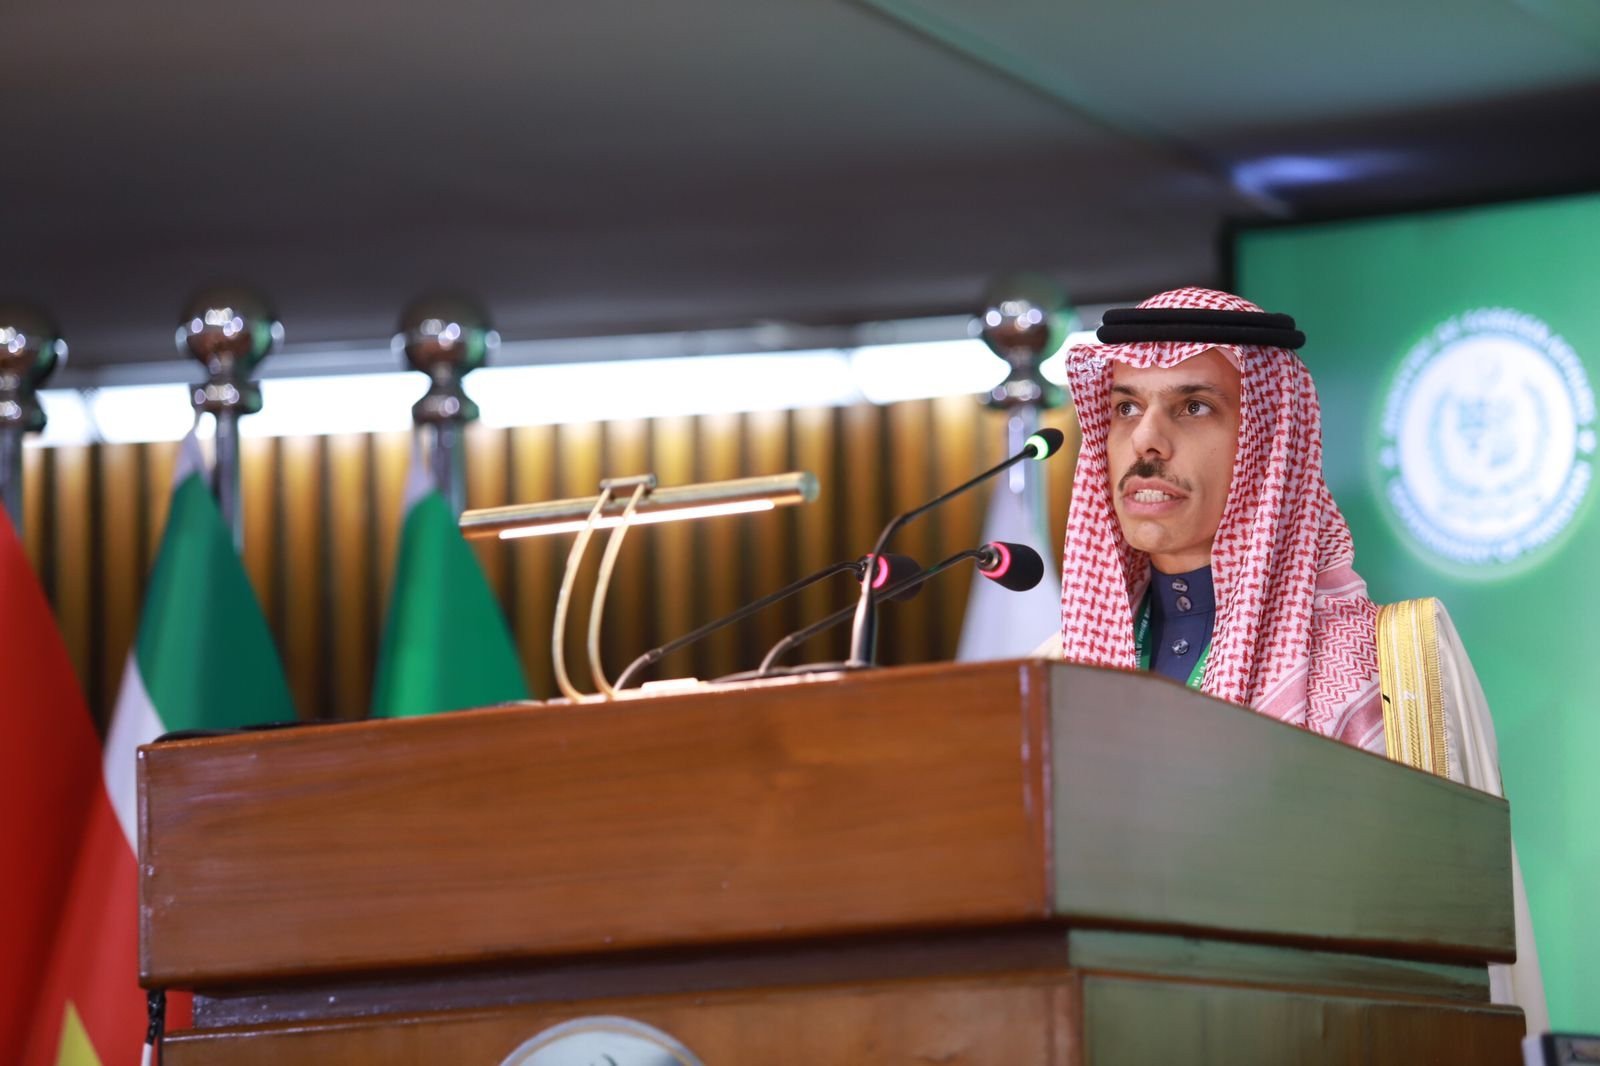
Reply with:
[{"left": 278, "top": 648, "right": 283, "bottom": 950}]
[{"left": 1096, "top": 307, "right": 1306, "bottom": 350}]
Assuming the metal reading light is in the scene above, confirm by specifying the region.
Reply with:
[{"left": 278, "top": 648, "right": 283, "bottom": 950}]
[
  {"left": 459, "top": 472, "right": 816, "bottom": 541},
  {"left": 459, "top": 472, "right": 817, "bottom": 702}
]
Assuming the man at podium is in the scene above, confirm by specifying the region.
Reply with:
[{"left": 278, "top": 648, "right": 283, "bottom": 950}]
[{"left": 1035, "top": 285, "right": 1548, "bottom": 1028}]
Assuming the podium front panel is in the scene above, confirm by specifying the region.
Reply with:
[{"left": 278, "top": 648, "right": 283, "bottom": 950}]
[
  {"left": 140, "top": 659, "right": 1520, "bottom": 1063},
  {"left": 140, "top": 662, "right": 1055, "bottom": 985}
]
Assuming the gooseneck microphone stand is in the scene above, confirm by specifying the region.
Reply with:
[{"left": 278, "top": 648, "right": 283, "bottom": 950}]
[
  {"left": 755, "top": 541, "right": 1042, "bottom": 678},
  {"left": 614, "top": 553, "right": 920, "bottom": 690},
  {"left": 846, "top": 428, "right": 1064, "bottom": 667}
]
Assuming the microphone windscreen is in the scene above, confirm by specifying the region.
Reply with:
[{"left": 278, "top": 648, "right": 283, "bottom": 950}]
[
  {"left": 864, "top": 553, "right": 924, "bottom": 602},
  {"left": 978, "top": 541, "right": 1046, "bottom": 592},
  {"left": 1025, "top": 428, "right": 1066, "bottom": 460}
]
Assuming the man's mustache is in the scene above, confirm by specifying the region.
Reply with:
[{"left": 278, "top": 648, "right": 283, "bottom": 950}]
[{"left": 1117, "top": 459, "right": 1193, "bottom": 493}]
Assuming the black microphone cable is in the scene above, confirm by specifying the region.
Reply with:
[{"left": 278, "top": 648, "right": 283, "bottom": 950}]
[
  {"left": 748, "top": 541, "right": 1045, "bottom": 678},
  {"left": 614, "top": 552, "right": 921, "bottom": 690}
]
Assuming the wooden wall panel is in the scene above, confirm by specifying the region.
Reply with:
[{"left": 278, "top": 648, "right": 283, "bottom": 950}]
[
  {"left": 827, "top": 404, "right": 886, "bottom": 667},
  {"left": 696, "top": 413, "right": 743, "bottom": 679},
  {"left": 142, "top": 441, "right": 179, "bottom": 571},
  {"left": 239, "top": 436, "right": 280, "bottom": 633},
  {"left": 51, "top": 446, "right": 94, "bottom": 717},
  {"left": 885, "top": 400, "right": 935, "bottom": 666},
  {"left": 931, "top": 397, "right": 987, "bottom": 657},
  {"left": 370, "top": 431, "right": 411, "bottom": 623},
  {"left": 21, "top": 445, "right": 44, "bottom": 575},
  {"left": 22, "top": 400, "right": 1081, "bottom": 723},
  {"left": 279, "top": 435, "right": 326, "bottom": 718},
  {"left": 326, "top": 434, "right": 374, "bottom": 719},
  {"left": 744, "top": 409, "right": 793, "bottom": 659},
  {"left": 508, "top": 424, "right": 558, "bottom": 700},
  {"left": 96, "top": 444, "right": 143, "bottom": 709},
  {"left": 463, "top": 425, "right": 509, "bottom": 593},
  {"left": 647, "top": 416, "right": 696, "bottom": 682},
  {"left": 790, "top": 406, "right": 837, "bottom": 657}
]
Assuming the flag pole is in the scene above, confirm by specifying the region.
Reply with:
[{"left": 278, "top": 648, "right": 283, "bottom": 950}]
[
  {"left": 397, "top": 293, "right": 493, "bottom": 518},
  {"left": 179, "top": 287, "right": 281, "bottom": 547},
  {"left": 954, "top": 274, "right": 1075, "bottom": 662},
  {"left": 979, "top": 271, "right": 1070, "bottom": 509},
  {"left": 0, "top": 303, "right": 65, "bottom": 530},
  {"left": 370, "top": 294, "right": 530, "bottom": 718}
]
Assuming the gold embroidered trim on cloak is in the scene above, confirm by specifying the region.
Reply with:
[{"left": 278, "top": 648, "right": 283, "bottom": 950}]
[{"left": 1377, "top": 598, "right": 1448, "bottom": 777}]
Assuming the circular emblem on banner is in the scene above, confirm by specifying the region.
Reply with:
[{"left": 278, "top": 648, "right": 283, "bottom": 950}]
[
  {"left": 1376, "top": 308, "right": 1596, "bottom": 572},
  {"left": 499, "top": 1017, "right": 705, "bottom": 1066}
]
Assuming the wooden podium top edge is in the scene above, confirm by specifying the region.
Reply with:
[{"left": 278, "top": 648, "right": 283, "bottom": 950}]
[{"left": 138, "top": 658, "right": 1512, "bottom": 986}]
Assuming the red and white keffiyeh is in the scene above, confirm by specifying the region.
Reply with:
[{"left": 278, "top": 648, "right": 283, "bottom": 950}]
[{"left": 1059, "top": 287, "right": 1384, "bottom": 752}]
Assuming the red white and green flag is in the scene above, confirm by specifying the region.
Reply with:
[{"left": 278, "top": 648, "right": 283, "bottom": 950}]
[
  {"left": 23, "top": 434, "right": 296, "bottom": 1065},
  {"left": 0, "top": 509, "right": 102, "bottom": 1059}
]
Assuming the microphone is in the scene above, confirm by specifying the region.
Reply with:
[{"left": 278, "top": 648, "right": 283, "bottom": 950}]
[
  {"left": 972, "top": 539, "right": 1046, "bottom": 593},
  {"left": 860, "top": 553, "right": 926, "bottom": 603},
  {"left": 615, "top": 552, "right": 921, "bottom": 690},
  {"left": 847, "top": 428, "right": 1064, "bottom": 665},
  {"left": 756, "top": 541, "right": 1044, "bottom": 676}
]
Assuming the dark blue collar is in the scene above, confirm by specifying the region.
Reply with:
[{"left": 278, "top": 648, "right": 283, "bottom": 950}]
[{"left": 1149, "top": 564, "right": 1215, "bottom": 622}]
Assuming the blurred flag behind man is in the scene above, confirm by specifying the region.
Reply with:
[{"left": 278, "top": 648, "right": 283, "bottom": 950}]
[
  {"left": 956, "top": 463, "right": 1062, "bottom": 661},
  {"left": 370, "top": 449, "right": 528, "bottom": 717},
  {"left": 0, "top": 511, "right": 101, "bottom": 1058},
  {"left": 24, "top": 433, "right": 296, "bottom": 1066}
]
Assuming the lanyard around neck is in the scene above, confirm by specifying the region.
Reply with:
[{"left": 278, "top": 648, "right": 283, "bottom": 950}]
[{"left": 1135, "top": 590, "right": 1211, "bottom": 690}]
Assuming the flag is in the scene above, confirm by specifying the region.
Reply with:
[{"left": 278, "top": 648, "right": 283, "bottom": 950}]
[
  {"left": 24, "top": 433, "right": 296, "bottom": 1065},
  {"left": 371, "top": 449, "right": 528, "bottom": 716},
  {"left": 0, "top": 510, "right": 101, "bottom": 1056},
  {"left": 956, "top": 450, "right": 1063, "bottom": 661}
]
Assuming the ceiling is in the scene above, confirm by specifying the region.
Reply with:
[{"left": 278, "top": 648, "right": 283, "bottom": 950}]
[{"left": 4, "top": 0, "right": 1599, "bottom": 378}]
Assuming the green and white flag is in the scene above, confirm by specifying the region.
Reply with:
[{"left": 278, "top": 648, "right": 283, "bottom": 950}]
[
  {"left": 371, "top": 448, "right": 529, "bottom": 717},
  {"left": 32, "top": 430, "right": 298, "bottom": 1066},
  {"left": 957, "top": 431, "right": 1063, "bottom": 662},
  {"left": 103, "top": 432, "right": 296, "bottom": 842}
]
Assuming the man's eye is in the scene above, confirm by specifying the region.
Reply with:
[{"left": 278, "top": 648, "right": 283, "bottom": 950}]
[
  {"left": 1114, "top": 401, "right": 1138, "bottom": 417},
  {"left": 1184, "top": 400, "right": 1212, "bottom": 416}
]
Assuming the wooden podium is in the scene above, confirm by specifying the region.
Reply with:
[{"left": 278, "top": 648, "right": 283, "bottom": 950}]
[{"left": 139, "top": 660, "right": 1524, "bottom": 1064}]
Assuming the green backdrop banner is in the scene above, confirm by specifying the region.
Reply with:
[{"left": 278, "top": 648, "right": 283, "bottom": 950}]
[{"left": 1237, "top": 193, "right": 1599, "bottom": 1030}]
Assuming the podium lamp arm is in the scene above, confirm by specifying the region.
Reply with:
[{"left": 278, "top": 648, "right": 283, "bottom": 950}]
[
  {"left": 587, "top": 480, "right": 650, "bottom": 698},
  {"left": 551, "top": 487, "right": 614, "bottom": 703}
]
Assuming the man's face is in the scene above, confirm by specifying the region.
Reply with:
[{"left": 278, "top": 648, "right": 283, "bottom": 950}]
[{"left": 1105, "top": 348, "right": 1243, "bottom": 573}]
